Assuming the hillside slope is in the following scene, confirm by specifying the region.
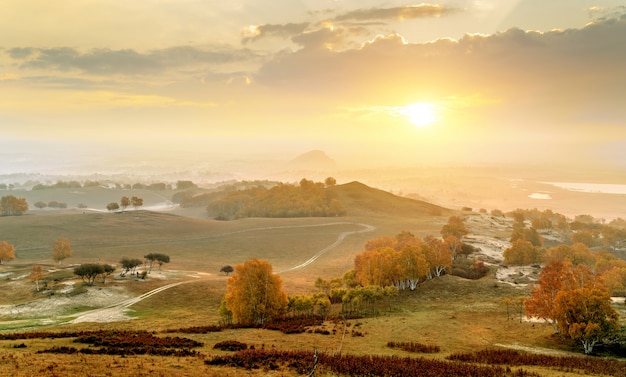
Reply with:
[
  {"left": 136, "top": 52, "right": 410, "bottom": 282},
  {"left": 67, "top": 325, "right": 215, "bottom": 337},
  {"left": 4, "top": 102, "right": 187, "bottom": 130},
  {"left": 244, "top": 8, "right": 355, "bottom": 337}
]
[{"left": 328, "top": 181, "right": 450, "bottom": 217}]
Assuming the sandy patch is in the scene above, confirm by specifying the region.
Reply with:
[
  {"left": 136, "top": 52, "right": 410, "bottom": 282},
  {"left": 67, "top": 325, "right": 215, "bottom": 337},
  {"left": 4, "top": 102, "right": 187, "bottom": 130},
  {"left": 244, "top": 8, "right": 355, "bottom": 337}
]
[{"left": 0, "top": 286, "right": 133, "bottom": 319}]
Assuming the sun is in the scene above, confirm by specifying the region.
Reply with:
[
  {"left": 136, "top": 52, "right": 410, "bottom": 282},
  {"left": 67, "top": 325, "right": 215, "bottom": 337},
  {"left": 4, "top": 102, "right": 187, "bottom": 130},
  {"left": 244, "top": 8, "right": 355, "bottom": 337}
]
[{"left": 402, "top": 102, "right": 439, "bottom": 127}]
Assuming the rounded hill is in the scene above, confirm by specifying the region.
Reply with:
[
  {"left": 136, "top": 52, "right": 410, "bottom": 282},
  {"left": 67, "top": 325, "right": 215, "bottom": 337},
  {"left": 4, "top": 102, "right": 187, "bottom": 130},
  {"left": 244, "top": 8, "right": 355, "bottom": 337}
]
[{"left": 327, "top": 181, "right": 449, "bottom": 217}]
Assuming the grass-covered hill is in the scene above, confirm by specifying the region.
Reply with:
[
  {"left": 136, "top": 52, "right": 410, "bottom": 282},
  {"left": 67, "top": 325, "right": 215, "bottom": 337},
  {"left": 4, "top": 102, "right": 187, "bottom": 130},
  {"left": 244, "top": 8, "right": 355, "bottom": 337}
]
[
  {"left": 0, "top": 181, "right": 450, "bottom": 278},
  {"left": 327, "top": 181, "right": 449, "bottom": 217},
  {"left": 1, "top": 181, "right": 626, "bottom": 376}
]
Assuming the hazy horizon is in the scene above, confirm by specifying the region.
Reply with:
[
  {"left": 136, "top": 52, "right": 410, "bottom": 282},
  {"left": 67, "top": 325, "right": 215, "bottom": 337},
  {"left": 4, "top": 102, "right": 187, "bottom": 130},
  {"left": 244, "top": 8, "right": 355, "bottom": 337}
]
[{"left": 2, "top": 1, "right": 626, "bottom": 176}]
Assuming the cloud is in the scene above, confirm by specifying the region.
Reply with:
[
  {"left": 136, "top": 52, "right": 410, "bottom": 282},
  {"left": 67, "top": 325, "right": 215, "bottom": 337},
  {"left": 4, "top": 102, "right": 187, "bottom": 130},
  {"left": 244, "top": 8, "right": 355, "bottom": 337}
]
[
  {"left": 241, "top": 22, "right": 309, "bottom": 44},
  {"left": 8, "top": 46, "right": 260, "bottom": 76},
  {"left": 333, "top": 4, "right": 453, "bottom": 22},
  {"left": 255, "top": 14, "right": 626, "bottom": 126}
]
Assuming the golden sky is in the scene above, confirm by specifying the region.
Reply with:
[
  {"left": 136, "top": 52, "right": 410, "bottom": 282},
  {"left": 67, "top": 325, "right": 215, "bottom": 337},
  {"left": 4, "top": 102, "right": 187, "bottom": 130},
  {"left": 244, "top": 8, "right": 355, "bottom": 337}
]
[{"left": 1, "top": 1, "right": 625, "bottom": 172}]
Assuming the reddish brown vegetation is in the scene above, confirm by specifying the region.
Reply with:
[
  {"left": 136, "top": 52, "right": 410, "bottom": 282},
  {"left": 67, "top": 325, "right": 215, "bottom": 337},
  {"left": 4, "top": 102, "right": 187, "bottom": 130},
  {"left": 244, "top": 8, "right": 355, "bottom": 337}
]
[
  {"left": 207, "top": 349, "right": 541, "bottom": 376},
  {"left": 213, "top": 340, "right": 248, "bottom": 351},
  {"left": 5, "top": 330, "right": 203, "bottom": 357},
  {"left": 447, "top": 349, "right": 626, "bottom": 376},
  {"left": 387, "top": 341, "right": 440, "bottom": 353}
]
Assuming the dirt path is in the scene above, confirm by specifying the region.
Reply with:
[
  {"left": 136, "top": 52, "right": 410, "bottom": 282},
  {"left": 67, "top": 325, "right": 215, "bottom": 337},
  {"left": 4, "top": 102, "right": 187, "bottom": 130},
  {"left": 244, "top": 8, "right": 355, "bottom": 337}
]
[
  {"left": 66, "top": 222, "right": 375, "bottom": 324},
  {"left": 68, "top": 279, "right": 200, "bottom": 324},
  {"left": 277, "top": 223, "right": 375, "bottom": 273}
]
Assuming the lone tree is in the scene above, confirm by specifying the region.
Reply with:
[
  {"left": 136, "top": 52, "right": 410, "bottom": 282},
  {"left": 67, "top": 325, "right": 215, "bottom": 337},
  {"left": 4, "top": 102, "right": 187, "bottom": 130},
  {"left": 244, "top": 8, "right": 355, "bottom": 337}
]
[
  {"left": 224, "top": 258, "right": 288, "bottom": 325},
  {"left": 144, "top": 253, "right": 170, "bottom": 272},
  {"left": 220, "top": 265, "right": 234, "bottom": 276},
  {"left": 440, "top": 216, "right": 469, "bottom": 239},
  {"left": 106, "top": 202, "right": 120, "bottom": 211},
  {"left": 29, "top": 265, "right": 45, "bottom": 291},
  {"left": 0, "top": 241, "right": 15, "bottom": 265},
  {"left": 52, "top": 237, "right": 72, "bottom": 265}
]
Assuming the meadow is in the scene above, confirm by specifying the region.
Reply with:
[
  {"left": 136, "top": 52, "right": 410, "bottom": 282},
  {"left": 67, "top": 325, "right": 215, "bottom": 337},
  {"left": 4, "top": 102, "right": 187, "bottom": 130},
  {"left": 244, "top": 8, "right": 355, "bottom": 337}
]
[{"left": 0, "top": 182, "right": 624, "bottom": 376}]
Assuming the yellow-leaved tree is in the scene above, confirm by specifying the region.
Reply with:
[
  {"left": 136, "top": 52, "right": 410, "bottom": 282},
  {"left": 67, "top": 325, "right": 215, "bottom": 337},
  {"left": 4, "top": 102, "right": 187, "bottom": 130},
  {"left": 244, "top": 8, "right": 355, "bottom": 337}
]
[
  {"left": 52, "top": 237, "right": 72, "bottom": 265},
  {"left": 29, "top": 265, "right": 44, "bottom": 291},
  {"left": 224, "top": 258, "right": 288, "bottom": 325}
]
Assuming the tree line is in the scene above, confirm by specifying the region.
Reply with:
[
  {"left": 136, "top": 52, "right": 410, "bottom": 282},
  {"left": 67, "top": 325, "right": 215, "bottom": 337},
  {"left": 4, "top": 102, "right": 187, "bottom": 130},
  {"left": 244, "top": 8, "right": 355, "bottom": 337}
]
[
  {"left": 106, "top": 196, "right": 143, "bottom": 212},
  {"left": 206, "top": 178, "right": 344, "bottom": 220},
  {"left": 220, "top": 216, "right": 473, "bottom": 325}
]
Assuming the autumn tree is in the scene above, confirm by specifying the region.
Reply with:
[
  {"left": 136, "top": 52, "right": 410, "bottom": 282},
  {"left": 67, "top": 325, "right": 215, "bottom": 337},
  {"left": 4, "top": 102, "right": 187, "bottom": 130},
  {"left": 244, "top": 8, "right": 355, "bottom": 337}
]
[
  {"left": 34, "top": 201, "right": 47, "bottom": 209},
  {"left": 555, "top": 264, "right": 620, "bottom": 354},
  {"left": 120, "top": 196, "right": 131, "bottom": 211},
  {"left": 0, "top": 195, "right": 28, "bottom": 216},
  {"left": 444, "top": 235, "right": 464, "bottom": 260},
  {"left": 29, "top": 265, "right": 45, "bottom": 291},
  {"left": 224, "top": 258, "right": 288, "bottom": 325},
  {"left": 544, "top": 243, "right": 595, "bottom": 268},
  {"left": 503, "top": 239, "right": 543, "bottom": 266},
  {"left": 600, "top": 225, "right": 626, "bottom": 250},
  {"left": 527, "top": 260, "right": 621, "bottom": 354},
  {"left": 424, "top": 236, "right": 452, "bottom": 277},
  {"left": 0, "top": 241, "right": 15, "bottom": 265},
  {"left": 131, "top": 196, "right": 143, "bottom": 210},
  {"left": 106, "top": 202, "right": 120, "bottom": 211},
  {"left": 52, "top": 238, "right": 72, "bottom": 265},
  {"left": 440, "top": 216, "right": 469, "bottom": 239},
  {"left": 324, "top": 177, "right": 337, "bottom": 187},
  {"left": 525, "top": 260, "right": 566, "bottom": 333}
]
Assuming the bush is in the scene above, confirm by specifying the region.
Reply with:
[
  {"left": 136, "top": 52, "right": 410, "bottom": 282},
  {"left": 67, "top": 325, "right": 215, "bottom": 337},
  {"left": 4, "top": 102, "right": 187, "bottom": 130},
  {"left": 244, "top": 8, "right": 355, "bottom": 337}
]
[
  {"left": 213, "top": 340, "right": 248, "bottom": 351},
  {"left": 387, "top": 341, "right": 440, "bottom": 353}
]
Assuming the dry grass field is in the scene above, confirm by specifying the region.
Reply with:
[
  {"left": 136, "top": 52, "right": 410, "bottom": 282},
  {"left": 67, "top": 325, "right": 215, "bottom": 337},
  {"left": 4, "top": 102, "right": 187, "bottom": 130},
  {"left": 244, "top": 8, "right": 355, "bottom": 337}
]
[{"left": 0, "top": 182, "right": 624, "bottom": 376}]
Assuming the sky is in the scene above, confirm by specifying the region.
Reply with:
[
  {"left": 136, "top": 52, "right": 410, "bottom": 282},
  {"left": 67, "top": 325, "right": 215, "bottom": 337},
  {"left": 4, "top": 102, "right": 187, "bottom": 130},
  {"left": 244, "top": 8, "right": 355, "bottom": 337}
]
[{"left": 1, "top": 0, "right": 626, "bottom": 173}]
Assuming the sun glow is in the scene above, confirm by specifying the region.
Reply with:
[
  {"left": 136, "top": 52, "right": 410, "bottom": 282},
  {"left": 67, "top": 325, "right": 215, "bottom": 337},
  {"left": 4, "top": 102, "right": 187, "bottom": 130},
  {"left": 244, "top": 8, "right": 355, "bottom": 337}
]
[{"left": 402, "top": 102, "right": 439, "bottom": 127}]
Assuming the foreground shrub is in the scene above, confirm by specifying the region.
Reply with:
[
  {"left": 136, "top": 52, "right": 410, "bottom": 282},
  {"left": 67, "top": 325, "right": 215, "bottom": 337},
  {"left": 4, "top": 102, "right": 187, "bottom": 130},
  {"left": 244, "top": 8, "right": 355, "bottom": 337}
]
[
  {"left": 37, "top": 330, "right": 203, "bottom": 357},
  {"left": 207, "top": 349, "right": 541, "bottom": 377},
  {"left": 447, "top": 349, "right": 626, "bottom": 376}
]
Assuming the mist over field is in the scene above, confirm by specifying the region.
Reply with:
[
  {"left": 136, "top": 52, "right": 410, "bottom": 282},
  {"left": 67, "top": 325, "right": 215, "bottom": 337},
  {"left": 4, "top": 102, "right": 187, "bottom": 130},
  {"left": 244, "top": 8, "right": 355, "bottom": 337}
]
[{"left": 0, "top": 147, "right": 624, "bottom": 222}]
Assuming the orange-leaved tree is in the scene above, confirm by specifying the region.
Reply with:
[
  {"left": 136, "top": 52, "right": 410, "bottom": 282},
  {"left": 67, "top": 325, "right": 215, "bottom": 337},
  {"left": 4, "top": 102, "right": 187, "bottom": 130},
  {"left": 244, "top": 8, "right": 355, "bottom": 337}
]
[
  {"left": 224, "top": 258, "right": 288, "bottom": 325},
  {"left": 52, "top": 237, "right": 72, "bottom": 265},
  {"left": 440, "top": 216, "right": 469, "bottom": 239},
  {"left": 0, "top": 241, "right": 15, "bottom": 264},
  {"left": 29, "top": 265, "right": 45, "bottom": 291},
  {"left": 555, "top": 263, "right": 620, "bottom": 354},
  {"left": 525, "top": 260, "right": 566, "bottom": 333},
  {"left": 527, "top": 260, "right": 620, "bottom": 354}
]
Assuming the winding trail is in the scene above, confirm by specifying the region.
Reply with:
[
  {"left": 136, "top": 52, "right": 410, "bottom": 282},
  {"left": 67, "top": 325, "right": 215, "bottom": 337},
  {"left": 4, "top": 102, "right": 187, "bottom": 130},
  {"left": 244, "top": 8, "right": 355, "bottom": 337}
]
[
  {"left": 276, "top": 222, "right": 375, "bottom": 273},
  {"left": 68, "top": 280, "right": 198, "bottom": 324},
  {"left": 67, "top": 221, "right": 375, "bottom": 324}
]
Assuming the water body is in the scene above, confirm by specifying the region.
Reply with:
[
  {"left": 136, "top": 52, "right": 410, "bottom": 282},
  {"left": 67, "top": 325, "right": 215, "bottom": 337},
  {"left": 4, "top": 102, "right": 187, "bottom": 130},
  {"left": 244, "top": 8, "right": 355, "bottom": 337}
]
[{"left": 542, "top": 182, "right": 626, "bottom": 195}]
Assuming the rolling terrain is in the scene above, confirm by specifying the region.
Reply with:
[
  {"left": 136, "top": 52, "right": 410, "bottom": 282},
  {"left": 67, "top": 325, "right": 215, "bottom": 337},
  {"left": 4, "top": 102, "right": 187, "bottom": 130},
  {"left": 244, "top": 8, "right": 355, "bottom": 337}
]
[{"left": 0, "top": 181, "right": 624, "bottom": 376}]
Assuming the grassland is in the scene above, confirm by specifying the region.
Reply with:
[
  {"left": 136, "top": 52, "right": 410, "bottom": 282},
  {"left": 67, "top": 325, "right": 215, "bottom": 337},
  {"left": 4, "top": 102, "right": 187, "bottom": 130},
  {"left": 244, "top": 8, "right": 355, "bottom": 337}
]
[{"left": 0, "top": 182, "right": 624, "bottom": 376}]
